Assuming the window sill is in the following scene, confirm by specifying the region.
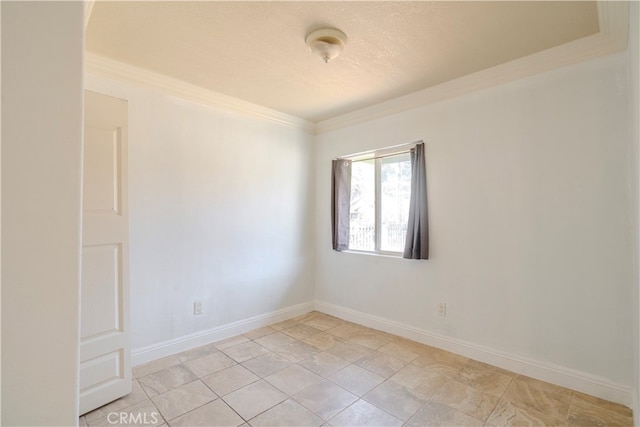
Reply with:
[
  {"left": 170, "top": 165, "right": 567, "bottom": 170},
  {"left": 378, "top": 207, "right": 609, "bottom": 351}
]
[{"left": 340, "top": 249, "right": 403, "bottom": 259}]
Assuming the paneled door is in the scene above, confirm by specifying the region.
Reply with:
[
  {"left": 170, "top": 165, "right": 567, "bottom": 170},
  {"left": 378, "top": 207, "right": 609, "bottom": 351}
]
[{"left": 79, "top": 90, "right": 130, "bottom": 415}]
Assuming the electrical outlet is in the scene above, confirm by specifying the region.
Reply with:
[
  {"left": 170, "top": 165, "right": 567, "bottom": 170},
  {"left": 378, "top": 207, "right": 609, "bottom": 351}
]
[
  {"left": 193, "top": 301, "right": 202, "bottom": 315},
  {"left": 437, "top": 302, "right": 447, "bottom": 317}
]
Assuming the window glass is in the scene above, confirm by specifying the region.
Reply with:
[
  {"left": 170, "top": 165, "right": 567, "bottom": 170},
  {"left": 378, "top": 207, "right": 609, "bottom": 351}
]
[
  {"left": 347, "top": 152, "right": 412, "bottom": 254},
  {"left": 380, "top": 153, "right": 411, "bottom": 252},
  {"left": 349, "top": 159, "right": 375, "bottom": 251}
]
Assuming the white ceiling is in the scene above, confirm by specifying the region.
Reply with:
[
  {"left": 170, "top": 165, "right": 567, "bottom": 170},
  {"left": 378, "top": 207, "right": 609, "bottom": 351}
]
[{"left": 86, "top": 1, "right": 600, "bottom": 123}]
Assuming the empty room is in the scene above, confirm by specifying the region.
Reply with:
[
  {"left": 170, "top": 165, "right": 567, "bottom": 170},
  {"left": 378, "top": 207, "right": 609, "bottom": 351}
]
[{"left": 2, "top": 1, "right": 640, "bottom": 426}]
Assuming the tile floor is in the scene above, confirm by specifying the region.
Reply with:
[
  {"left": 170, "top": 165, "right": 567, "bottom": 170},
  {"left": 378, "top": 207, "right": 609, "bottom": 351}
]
[{"left": 80, "top": 312, "right": 633, "bottom": 426}]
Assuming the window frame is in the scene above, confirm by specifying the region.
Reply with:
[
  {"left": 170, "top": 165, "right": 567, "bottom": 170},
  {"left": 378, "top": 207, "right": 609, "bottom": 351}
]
[{"left": 342, "top": 144, "right": 414, "bottom": 257}]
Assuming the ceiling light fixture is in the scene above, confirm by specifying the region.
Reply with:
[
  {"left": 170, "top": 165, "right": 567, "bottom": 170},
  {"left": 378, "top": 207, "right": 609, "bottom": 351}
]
[{"left": 305, "top": 28, "right": 348, "bottom": 64}]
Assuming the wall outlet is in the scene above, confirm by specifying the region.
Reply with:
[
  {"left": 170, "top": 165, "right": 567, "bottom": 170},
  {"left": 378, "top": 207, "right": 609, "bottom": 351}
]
[
  {"left": 193, "top": 301, "right": 202, "bottom": 315},
  {"left": 437, "top": 302, "right": 447, "bottom": 317}
]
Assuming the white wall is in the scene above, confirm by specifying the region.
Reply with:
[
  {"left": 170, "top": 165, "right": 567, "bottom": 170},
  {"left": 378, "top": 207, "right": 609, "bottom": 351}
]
[
  {"left": 1, "top": 2, "right": 84, "bottom": 425},
  {"left": 316, "top": 53, "right": 633, "bottom": 395},
  {"left": 85, "top": 75, "right": 316, "bottom": 351}
]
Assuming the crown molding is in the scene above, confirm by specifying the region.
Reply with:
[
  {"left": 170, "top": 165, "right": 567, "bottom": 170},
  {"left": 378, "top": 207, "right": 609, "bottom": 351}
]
[
  {"left": 85, "top": 1, "right": 629, "bottom": 136},
  {"left": 315, "top": 0, "right": 629, "bottom": 135},
  {"left": 84, "top": 53, "right": 315, "bottom": 133}
]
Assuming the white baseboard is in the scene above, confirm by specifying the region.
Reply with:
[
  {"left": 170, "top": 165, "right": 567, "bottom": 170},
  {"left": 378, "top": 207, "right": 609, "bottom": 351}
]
[
  {"left": 315, "top": 300, "right": 633, "bottom": 408},
  {"left": 131, "top": 301, "right": 314, "bottom": 366},
  {"left": 130, "top": 299, "right": 632, "bottom": 408}
]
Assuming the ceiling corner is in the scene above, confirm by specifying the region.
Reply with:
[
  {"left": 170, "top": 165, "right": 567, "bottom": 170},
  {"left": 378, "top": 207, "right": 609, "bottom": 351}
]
[{"left": 85, "top": 52, "right": 316, "bottom": 134}]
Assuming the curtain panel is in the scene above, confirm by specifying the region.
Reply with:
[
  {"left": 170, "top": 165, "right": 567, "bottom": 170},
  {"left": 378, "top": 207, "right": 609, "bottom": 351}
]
[
  {"left": 403, "top": 142, "right": 429, "bottom": 259},
  {"left": 331, "top": 159, "right": 352, "bottom": 251}
]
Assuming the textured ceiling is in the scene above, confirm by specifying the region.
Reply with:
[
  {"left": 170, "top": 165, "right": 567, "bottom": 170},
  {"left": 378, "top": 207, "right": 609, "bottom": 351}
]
[{"left": 86, "top": 1, "right": 599, "bottom": 122}]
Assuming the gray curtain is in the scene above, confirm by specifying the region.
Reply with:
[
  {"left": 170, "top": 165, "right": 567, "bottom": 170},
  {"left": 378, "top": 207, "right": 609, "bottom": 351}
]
[
  {"left": 404, "top": 143, "right": 429, "bottom": 259},
  {"left": 331, "top": 159, "right": 352, "bottom": 251}
]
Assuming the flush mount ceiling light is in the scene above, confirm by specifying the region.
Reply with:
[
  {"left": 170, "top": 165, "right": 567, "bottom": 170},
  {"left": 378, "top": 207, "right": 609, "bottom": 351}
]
[{"left": 305, "top": 28, "right": 348, "bottom": 63}]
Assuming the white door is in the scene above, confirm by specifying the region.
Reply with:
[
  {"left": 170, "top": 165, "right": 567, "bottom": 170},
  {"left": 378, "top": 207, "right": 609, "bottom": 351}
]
[{"left": 79, "top": 90, "right": 130, "bottom": 415}]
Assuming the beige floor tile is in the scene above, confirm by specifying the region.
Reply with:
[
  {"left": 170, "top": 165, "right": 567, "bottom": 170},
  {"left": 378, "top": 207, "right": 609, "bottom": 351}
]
[
  {"left": 432, "top": 379, "right": 499, "bottom": 422},
  {"left": 301, "top": 315, "right": 344, "bottom": 331},
  {"left": 328, "top": 399, "right": 402, "bottom": 427},
  {"left": 486, "top": 399, "right": 564, "bottom": 426},
  {"left": 277, "top": 341, "right": 322, "bottom": 363},
  {"left": 174, "top": 343, "right": 219, "bottom": 363},
  {"left": 255, "top": 331, "right": 297, "bottom": 351},
  {"left": 249, "top": 398, "right": 324, "bottom": 427},
  {"left": 377, "top": 340, "right": 420, "bottom": 363},
  {"left": 215, "top": 335, "right": 251, "bottom": 351},
  {"left": 407, "top": 401, "right": 483, "bottom": 427},
  {"left": 220, "top": 341, "right": 269, "bottom": 363},
  {"left": 265, "top": 364, "right": 324, "bottom": 395},
  {"left": 502, "top": 375, "right": 571, "bottom": 419},
  {"left": 294, "top": 312, "right": 319, "bottom": 323},
  {"left": 568, "top": 392, "right": 633, "bottom": 427},
  {"left": 184, "top": 352, "right": 236, "bottom": 378},
  {"left": 294, "top": 379, "right": 358, "bottom": 421},
  {"left": 512, "top": 374, "right": 570, "bottom": 394},
  {"left": 325, "top": 341, "right": 372, "bottom": 362},
  {"left": 222, "top": 379, "right": 287, "bottom": 420},
  {"left": 466, "top": 359, "right": 516, "bottom": 377},
  {"left": 571, "top": 392, "right": 632, "bottom": 419},
  {"left": 84, "top": 380, "right": 149, "bottom": 422},
  {"left": 391, "top": 338, "right": 435, "bottom": 356},
  {"left": 119, "top": 317, "right": 633, "bottom": 427},
  {"left": 325, "top": 323, "right": 369, "bottom": 340},
  {"left": 87, "top": 399, "right": 163, "bottom": 427},
  {"left": 455, "top": 360, "right": 514, "bottom": 397},
  {"left": 329, "top": 364, "right": 385, "bottom": 396},
  {"left": 131, "top": 401, "right": 164, "bottom": 426},
  {"left": 282, "top": 323, "right": 323, "bottom": 340},
  {"left": 299, "top": 352, "right": 350, "bottom": 377},
  {"left": 202, "top": 364, "right": 260, "bottom": 396},
  {"left": 242, "top": 351, "right": 292, "bottom": 378},
  {"left": 269, "top": 318, "right": 299, "bottom": 331},
  {"left": 79, "top": 416, "right": 88, "bottom": 427},
  {"left": 243, "top": 326, "right": 276, "bottom": 340},
  {"left": 303, "top": 332, "right": 343, "bottom": 351},
  {"left": 355, "top": 351, "right": 406, "bottom": 378},
  {"left": 363, "top": 381, "right": 426, "bottom": 421},
  {"left": 133, "top": 355, "right": 181, "bottom": 378},
  {"left": 138, "top": 364, "right": 197, "bottom": 397},
  {"left": 411, "top": 348, "right": 468, "bottom": 379},
  {"left": 348, "top": 331, "right": 395, "bottom": 350},
  {"left": 168, "top": 399, "right": 244, "bottom": 426},
  {"left": 151, "top": 380, "right": 216, "bottom": 421},
  {"left": 388, "top": 364, "right": 448, "bottom": 400}
]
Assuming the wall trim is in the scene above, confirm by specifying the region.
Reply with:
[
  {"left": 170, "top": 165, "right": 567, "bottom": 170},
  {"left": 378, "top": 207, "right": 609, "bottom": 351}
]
[
  {"left": 315, "top": 300, "right": 633, "bottom": 408},
  {"left": 131, "top": 301, "right": 314, "bottom": 366},
  {"left": 85, "top": 2, "right": 627, "bottom": 137},
  {"left": 131, "top": 298, "right": 632, "bottom": 407},
  {"left": 315, "top": 1, "right": 629, "bottom": 134},
  {"left": 84, "top": 53, "right": 315, "bottom": 134}
]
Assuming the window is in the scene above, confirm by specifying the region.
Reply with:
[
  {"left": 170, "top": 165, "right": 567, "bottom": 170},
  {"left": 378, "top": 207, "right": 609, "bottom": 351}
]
[
  {"left": 332, "top": 141, "right": 429, "bottom": 259},
  {"left": 349, "top": 152, "right": 412, "bottom": 254},
  {"left": 331, "top": 142, "right": 429, "bottom": 259}
]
